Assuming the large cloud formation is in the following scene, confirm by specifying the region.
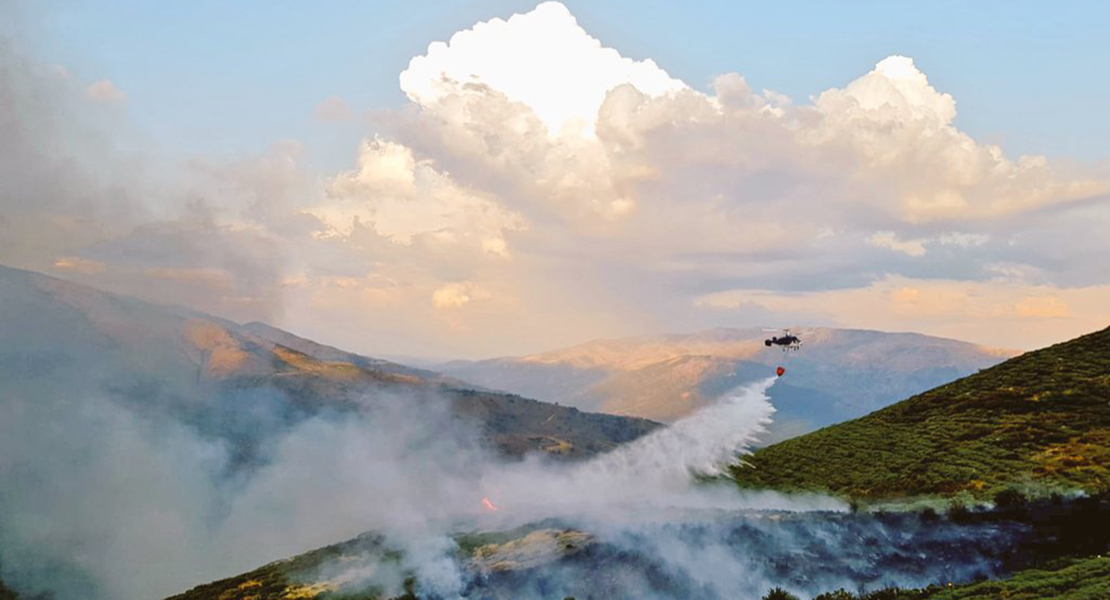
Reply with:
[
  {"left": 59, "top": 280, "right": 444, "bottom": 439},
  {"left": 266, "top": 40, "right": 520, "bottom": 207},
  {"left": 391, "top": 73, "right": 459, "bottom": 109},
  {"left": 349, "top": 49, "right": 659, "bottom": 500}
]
[
  {"left": 4, "top": 1, "right": 1109, "bottom": 356},
  {"left": 299, "top": 1, "right": 1107, "bottom": 353}
]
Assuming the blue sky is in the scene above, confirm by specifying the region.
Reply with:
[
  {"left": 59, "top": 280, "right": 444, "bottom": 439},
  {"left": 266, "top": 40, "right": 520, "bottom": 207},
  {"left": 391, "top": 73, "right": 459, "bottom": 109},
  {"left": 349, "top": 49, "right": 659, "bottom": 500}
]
[
  {"left": 19, "top": 0, "right": 1110, "bottom": 169},
  {"left": 5, "top": 0, "right": 1109, "bottom": 356}
]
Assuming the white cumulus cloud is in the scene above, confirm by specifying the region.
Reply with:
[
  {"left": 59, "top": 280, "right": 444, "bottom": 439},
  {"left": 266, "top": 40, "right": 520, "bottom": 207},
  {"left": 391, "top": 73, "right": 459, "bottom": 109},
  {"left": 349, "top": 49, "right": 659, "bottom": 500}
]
[
  {"left": 399, "top": 1, "right": 686, "bottom": 137},
  {"left": 311, "top": 137, "right": 527, "bottom": 257}
]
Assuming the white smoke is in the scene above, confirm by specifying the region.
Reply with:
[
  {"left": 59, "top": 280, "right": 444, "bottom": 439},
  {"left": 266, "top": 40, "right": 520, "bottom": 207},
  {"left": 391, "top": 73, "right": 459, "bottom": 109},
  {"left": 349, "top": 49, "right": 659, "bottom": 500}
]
[
  {"left": 475, "top": 378, "right": 793, "bottom": 521},
  {"left": 0, "top": 382, "right": 491, "bottom": 599},
  {"left": 318, "top": 378, "right": 842, "bottom": 599},
  {"left": 578, "top": 376, "right": 777, "bottom": 485},
  {"left": 343, "top": 376, "right": 1003, "bottom": 600}
]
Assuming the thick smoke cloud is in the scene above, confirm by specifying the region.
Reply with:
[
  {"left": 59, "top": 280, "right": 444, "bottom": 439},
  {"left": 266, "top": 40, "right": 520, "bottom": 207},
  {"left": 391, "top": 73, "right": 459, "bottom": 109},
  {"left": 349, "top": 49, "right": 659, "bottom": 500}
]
[
  {"left": 0, "top": 360, "right": 490, "bottom": 598},
  {"left": 0, "top": 393, "right": 230, "bottom": 600},
  {"left": 0, "top": 23, "right": 285, "bottom": 324},
  {"left": 244, "top": 379, "right": 1048, "bottom": 600},
  {"left": 217, "top": 379, "right": 843, "bottom": 599},
  {"left": 142, "top": 378, "right": 1028, "bottom": 600}
]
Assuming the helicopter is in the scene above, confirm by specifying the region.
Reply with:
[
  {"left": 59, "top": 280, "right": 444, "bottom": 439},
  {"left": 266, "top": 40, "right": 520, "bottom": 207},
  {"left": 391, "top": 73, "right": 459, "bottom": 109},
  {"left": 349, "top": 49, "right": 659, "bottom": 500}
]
[{"left": 764, "top": 328, "right": 801, "bottom": 351}]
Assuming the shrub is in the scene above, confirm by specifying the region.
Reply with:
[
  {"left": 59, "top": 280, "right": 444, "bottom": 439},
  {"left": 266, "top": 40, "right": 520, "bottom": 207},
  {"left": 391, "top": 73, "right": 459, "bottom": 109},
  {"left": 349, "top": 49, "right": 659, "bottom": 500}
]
[
  {"left": 761, "top": 587, "right": 801, "bottom": 600},
  {"left": 812, "top": 590, "right": 856, "bottom": 600}
]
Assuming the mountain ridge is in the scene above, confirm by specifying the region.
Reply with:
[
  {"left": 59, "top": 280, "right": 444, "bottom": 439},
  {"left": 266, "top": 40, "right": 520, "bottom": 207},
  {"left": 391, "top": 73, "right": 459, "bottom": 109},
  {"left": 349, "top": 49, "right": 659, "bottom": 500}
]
[{"left": 0, "top": 263, "right": 659, "bottom": 460}]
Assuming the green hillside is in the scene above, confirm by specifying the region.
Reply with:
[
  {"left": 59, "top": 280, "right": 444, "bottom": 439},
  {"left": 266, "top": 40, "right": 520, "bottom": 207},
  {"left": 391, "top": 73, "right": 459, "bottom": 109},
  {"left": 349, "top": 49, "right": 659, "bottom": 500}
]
[
  {"left": 731, "top": 326, "right": 1110, "bottom": 500},
  {"left": 798, "top": 555, "right": 1110, "bottom": 600},
  {"left": 925, "top": 555, "right": 1110, "bottom": 600}
]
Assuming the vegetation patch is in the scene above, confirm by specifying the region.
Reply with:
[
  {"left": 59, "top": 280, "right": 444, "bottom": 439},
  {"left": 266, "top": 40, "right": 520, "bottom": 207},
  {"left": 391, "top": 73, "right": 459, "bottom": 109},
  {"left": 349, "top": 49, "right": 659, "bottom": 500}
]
[
  {"left": 164, "top": 533, "right": 408, "bottom": 600},
  {"left": 774, "top": 555, "right": 1110, "bottom": 600}
]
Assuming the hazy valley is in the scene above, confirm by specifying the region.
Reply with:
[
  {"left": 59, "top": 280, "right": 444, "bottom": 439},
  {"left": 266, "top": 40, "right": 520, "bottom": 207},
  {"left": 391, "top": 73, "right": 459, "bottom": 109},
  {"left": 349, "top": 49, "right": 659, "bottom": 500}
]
[{"left": 438, "top": 328, "right": 1015, "bottom": 442}]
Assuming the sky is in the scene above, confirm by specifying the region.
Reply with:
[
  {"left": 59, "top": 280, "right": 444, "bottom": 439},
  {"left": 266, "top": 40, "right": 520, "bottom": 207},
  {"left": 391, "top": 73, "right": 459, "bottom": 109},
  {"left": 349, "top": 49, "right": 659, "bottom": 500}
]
[{"left": 2, "top": 0, "right": 1109, "bottom": 358}]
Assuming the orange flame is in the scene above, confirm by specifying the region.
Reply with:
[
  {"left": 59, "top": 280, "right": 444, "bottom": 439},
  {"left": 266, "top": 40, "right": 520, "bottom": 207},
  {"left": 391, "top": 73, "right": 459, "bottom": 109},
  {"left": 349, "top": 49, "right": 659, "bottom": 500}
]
[{"left": 481, "top": 496, "right": 500, "bottom": 512}]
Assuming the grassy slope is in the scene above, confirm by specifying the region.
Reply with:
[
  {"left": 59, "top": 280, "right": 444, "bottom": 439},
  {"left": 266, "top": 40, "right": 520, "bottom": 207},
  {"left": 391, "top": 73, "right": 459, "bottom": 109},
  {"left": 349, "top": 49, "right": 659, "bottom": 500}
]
[
  {"left": 164, "top": 534, "right": 405, "bottom": 600},
  {"left": 938, "top": 555, "right": 1110, "bottom": 600},
  {"left": 731, "top": 326, "right": 1110, "bottom": 500},
  {"left": 810, "top": 555, "right": 1110, "bottom": 600}
]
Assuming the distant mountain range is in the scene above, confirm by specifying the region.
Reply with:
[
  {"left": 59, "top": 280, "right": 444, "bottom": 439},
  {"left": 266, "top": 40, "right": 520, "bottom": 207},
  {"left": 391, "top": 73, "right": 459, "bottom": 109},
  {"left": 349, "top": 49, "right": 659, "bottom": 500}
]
[
  {"left": 437, "top": 327, "right": 1017, "bottom": 442},
  {"left": 731, "top": 325, "right": 1110, "bottom": 500},
  {"left": 0, "top": 264, "right": 658, "bottom": 461}
]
